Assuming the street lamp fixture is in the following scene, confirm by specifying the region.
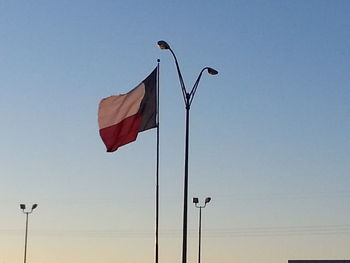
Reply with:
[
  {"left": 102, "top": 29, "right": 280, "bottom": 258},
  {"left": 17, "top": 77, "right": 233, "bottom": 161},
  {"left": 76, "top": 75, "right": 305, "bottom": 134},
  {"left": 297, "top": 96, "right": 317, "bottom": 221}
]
[
  {"left": 204, "top": 197, "right": 211, "bottom": 204},
  {"left": 158, "top": 40, "right": 218, "bottom": 263},
  {"left": 207, "top": 68, "right": 218, "bottom": 75},
  {"left": 157, "top": 40, "right": 170, "bottom": 50},
  {"left": 20, "top": 203, "right": 38, "bottom": 263}
]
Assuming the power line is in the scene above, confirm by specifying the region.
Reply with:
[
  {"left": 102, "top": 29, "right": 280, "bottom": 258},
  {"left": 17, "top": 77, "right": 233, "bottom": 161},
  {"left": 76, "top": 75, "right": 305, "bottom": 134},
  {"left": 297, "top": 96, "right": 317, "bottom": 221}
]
[{"left": 1, "top": 224, "right": 350, "bottom": 238}]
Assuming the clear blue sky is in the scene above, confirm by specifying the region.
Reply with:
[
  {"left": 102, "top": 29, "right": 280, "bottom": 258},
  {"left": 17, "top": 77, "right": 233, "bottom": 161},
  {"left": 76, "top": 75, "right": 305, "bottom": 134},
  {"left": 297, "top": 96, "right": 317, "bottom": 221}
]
[{"left": 0, "top": 1, "right": 349, "bottom": 263}]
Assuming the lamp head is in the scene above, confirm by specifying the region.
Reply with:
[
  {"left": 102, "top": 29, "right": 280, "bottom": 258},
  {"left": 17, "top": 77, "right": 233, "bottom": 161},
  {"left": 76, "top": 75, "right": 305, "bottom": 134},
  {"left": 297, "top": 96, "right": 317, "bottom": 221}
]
[
  {"left": 32, "top": 204, "right": 38, "bottom": 210},
  {"left": 20, "top": 204, "right": 26, "bottom": 210},
  {"left": 207, "top": 67, "right": 218, "bottom": 75},
  {"left": 157, "top": 40, "right": 170, "bottom": 50},
  {"left": 193, "top": 197, "right": 199, "bottom": 204},
  {"left": 205, "top": 197, "right": 211, "bottom": 204}
]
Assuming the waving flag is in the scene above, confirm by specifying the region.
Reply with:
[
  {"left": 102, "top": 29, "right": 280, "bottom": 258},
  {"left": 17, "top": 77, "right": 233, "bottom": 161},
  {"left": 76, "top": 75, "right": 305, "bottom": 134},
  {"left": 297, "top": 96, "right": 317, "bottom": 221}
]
[{"left": 98, "top": 68, "right": 157, "bottom": 152}]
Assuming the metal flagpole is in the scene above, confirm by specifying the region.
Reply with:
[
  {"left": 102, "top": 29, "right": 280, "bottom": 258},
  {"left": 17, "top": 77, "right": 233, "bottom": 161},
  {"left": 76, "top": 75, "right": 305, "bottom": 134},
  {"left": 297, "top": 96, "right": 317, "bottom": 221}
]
[{"left": 155, "top": 59, "right": 160, "bottom": 263}]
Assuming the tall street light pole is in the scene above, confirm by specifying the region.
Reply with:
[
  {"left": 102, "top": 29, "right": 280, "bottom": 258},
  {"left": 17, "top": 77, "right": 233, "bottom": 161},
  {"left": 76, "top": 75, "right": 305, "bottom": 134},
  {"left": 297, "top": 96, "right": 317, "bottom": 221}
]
[
  {"left": 20, "top": 203, "right": 38, "bottom": 263},
  {"left": 193, "top": 197, "right": 211, "bottom": 263},
  {"left": 157, "top": 40, "right": 218, "bottom": 263}
]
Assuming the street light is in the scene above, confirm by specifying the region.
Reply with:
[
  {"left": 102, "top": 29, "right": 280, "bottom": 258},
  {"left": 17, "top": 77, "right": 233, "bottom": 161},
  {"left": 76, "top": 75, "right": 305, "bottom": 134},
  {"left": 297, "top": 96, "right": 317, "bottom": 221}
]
[
  {"left": 20, "top": 203, "right": 38, "bottom": 263},
  {"left": 193, "top": 197, "right": 211, "bottom": 263},
  {"left": 158, "top": 40, "right": 218, "bottom": 263}
]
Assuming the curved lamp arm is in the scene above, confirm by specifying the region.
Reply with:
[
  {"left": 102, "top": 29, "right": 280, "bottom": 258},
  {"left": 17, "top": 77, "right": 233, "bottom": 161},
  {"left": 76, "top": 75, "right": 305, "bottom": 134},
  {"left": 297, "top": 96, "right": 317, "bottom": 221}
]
[
  {"left": 158, "top": 40, "right": 187, "bottom": 102},
  {"left": 169, "top": 48, "right": 187, "bottom": 101},
  {"left": 189, "top": 67, "right": 218, "bottom": 106}
]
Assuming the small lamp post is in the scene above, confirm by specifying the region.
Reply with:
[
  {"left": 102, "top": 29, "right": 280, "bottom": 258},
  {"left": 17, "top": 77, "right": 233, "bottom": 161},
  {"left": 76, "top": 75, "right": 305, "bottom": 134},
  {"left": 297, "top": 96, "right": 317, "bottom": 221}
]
[
  {"left": 20, "top": 203, "right": 38, "bottom": 263},
  {"left": 193, "top": 197, "right": 211, "bottom": 263}
]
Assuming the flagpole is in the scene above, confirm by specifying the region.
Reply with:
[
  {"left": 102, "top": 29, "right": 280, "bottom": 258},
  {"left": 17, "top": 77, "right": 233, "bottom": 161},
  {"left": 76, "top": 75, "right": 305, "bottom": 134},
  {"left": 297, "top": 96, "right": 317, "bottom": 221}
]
[{"left": 155, "top": 59, "right": 160, "bottom": 263}]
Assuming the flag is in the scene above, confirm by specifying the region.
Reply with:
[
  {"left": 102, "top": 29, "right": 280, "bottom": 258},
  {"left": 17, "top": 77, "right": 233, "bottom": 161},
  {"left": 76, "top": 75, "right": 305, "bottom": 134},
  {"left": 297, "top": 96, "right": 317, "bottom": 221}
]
[{"left": 98, "top": 68, "right": 157, "bottom": 152}]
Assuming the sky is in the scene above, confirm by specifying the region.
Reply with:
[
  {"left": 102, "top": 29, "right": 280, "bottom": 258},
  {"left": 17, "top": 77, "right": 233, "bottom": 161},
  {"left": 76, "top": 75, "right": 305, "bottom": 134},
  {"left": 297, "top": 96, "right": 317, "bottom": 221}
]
[{"left": 0, "top": 0, "right": 349, "bottom": 263}]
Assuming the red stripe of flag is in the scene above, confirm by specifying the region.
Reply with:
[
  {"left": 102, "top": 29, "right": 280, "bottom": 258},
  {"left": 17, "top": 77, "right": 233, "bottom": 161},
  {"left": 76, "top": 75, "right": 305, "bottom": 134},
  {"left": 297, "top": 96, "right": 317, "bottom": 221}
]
[{"left": 98, "top": 68, "right": 157, "bottom": 152}]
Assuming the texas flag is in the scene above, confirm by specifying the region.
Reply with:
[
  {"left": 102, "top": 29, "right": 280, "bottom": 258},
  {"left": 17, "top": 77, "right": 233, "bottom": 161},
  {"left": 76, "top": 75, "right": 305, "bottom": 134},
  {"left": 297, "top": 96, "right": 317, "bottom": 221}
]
[{"left": 98, "top": 68, "right": 157, "bottom": 152}]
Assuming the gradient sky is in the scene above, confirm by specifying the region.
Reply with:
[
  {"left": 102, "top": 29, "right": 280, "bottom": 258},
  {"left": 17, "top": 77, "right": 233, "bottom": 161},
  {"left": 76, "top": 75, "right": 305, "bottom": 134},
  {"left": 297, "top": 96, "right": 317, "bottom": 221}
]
[{"left": 0, "top": 1, "right": 349, "bottom": 263}]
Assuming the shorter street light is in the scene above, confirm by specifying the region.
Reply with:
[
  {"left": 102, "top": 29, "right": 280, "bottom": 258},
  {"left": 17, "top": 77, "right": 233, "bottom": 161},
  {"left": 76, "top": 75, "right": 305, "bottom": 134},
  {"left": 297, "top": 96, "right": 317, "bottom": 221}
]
[
  {"left": 20, "top": 203, "right": 38, "bottom": 263},
  {"left": 193, "top": 197, "right": 211, "bottom": 263}
]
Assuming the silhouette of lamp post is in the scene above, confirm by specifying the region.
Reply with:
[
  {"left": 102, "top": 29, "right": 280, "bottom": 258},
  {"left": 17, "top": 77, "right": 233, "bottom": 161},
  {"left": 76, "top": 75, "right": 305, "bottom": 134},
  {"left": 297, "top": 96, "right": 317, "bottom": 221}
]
[
  {"left": 193, "top": 197, "right": 211, "bottom": 263},
  {"left": 157, "top": 40, "right": 218, "bottom": 263},
  {"left": 20, "top": 203, "right": 38, "bottom": 263}
]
